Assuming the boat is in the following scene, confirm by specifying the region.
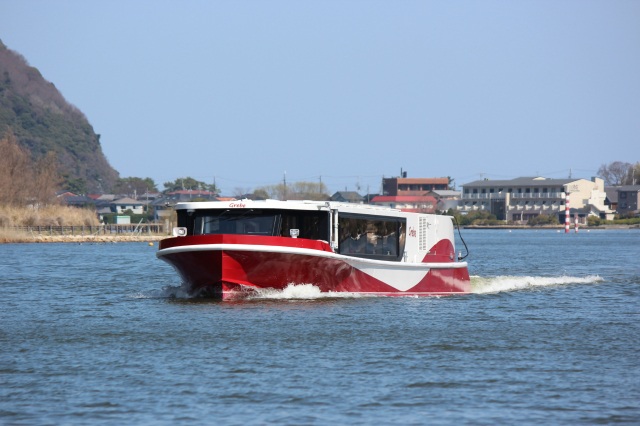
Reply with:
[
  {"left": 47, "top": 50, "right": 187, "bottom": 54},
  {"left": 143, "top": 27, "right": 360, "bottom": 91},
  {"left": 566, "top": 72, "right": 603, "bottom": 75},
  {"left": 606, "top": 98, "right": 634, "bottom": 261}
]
[{"left": 156, "top": 199, "right": 471, "bottom": 299}]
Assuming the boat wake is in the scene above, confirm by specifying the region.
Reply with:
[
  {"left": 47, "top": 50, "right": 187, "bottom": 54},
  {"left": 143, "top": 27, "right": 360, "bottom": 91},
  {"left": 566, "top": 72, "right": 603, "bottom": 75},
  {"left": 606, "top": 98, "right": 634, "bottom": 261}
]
[
  {"left": 471, "top": 275, "right": 603, "bottom": 294},
  {"left": 135, "top": 276, "right": 604, "bottom": 300}
]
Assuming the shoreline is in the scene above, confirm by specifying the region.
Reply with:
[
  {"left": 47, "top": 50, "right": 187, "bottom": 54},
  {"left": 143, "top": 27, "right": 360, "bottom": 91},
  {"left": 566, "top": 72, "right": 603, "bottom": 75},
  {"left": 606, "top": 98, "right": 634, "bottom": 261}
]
[
  {"left": 463, "top": 225, "right": 639, "bottom": 230},
  {"left": 1, "top": 234, "right": 167, "bottom": 244}
]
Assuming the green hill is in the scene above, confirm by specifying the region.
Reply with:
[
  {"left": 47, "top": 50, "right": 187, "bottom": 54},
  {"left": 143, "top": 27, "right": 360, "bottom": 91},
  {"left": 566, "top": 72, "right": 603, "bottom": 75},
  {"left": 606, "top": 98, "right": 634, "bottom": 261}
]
[{"left": 0, "top": 40, "right": 119, "bottom": 193}]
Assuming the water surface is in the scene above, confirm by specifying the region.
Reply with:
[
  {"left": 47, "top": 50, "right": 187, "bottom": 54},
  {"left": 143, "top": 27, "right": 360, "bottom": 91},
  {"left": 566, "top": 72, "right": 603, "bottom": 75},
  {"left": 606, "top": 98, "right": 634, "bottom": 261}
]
[{"left": 1, "top": 229, "right": 639, "bottom": 424}]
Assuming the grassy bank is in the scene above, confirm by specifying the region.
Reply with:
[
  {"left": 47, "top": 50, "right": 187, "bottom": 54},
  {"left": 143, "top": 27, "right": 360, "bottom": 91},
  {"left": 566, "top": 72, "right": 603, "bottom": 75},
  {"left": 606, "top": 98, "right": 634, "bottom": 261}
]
[{"left": 0, "top": 205, "right": 165, "bottom": 243}]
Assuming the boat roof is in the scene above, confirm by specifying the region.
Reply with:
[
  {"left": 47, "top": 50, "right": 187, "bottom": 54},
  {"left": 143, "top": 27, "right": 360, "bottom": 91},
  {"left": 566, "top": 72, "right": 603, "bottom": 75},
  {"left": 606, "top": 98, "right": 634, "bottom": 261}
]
[{"left": 174, "top": 199, "right": 416, "bottom": 217}]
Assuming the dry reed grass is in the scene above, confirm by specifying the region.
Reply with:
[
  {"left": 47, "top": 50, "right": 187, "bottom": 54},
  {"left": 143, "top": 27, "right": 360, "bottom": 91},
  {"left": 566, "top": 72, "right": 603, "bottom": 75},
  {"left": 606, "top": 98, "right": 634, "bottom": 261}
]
[
  {"left": 0, "top": 204, "right": 100, "bottom": 227},
  {"left": 0, "top": 227, "right": 33, "bottom": 243},
  {"left": 0, "top": 227, "right": 164, "bottom": 244},
  {"left": 0, "top": 205, "right": 168, "bottom": 243}
]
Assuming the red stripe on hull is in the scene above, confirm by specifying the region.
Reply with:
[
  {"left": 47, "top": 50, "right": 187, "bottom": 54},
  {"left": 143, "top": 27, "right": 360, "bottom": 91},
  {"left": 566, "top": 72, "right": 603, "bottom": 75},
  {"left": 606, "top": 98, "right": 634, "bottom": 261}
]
[{"left": 158, "top": 235, "right": 470, "bottom": 299}]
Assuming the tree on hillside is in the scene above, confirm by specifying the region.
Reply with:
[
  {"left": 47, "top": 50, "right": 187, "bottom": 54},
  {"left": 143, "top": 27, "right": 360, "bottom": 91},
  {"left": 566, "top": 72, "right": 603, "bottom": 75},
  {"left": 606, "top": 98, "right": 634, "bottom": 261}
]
[
  {"left": 0, "top": 132, "right": 59, "bottom": 205},
  {"left": 597, "top": 161, "right": 635, "bottom": 186},
  {"left": 0, "top": 41, "right": 119, "bottom": 192},
  {"left": 163, "top": 177, "right": 218, "bottom": 193},
  {"left": 113, "top": 177, "right": 158, "bottom": 197},
  {"left": 62, "top": 176, "right": 87, "bottom": 194}
]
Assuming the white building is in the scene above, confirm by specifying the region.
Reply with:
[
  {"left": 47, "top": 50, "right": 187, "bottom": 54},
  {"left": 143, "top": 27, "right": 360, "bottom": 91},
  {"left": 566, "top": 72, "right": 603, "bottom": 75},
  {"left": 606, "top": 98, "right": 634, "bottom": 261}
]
[
  {"left": 110, "top": 197, "right": 145, "bottom": 215},
  {"left": 458, "top": 177, "right": 614, "bottom": 223}
]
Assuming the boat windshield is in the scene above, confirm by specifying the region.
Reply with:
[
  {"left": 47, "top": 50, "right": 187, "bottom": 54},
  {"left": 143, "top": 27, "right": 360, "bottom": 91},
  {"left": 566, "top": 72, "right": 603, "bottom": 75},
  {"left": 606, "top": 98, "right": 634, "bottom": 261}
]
[{"left": 178, "top": 208, "right": 330, "bottom": 240}]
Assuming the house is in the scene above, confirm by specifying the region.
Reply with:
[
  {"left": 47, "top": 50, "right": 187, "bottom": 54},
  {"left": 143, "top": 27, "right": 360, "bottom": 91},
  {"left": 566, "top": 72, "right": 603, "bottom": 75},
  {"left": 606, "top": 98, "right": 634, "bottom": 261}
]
[
  {"left": 56, "top": 191, "right": 77, "bottom": 199},
  {"left": 604, "top": 187, "right": 619, "bottom": 212},
  {"left": 382, "top": 177, "right": 449, "bottom": 196},
  {"left": 110, "top": 197, "right": 145, "bottom": 215},
  {"left": 458, "top": 176, "right": 614, "bottom": 223},
  {"left": 369, "top": 195, "right": 437, "bottom": 213},
  {"left": 361, "top": 193, "right": 379, "bottom": 204},
  {"left": 61, "top": 194, "right": 95, "bottom": 208},
  {"left": 138, "top": 192, "right": 162, "bottom": 201},
  {"left": 331, "top": 191, "right": 364, "bottom": 203},
  {"left": 93, "top": 194, "right": 117, "bottom": 202},
  {"left": 369, "top": 175, "right": 449, "bottom": 213},
  {"left": 616, "top": 185, "right": 640, "bottom": 216},
  {"left": 150, "top": 197, "right": 174, "bottom": 222}
]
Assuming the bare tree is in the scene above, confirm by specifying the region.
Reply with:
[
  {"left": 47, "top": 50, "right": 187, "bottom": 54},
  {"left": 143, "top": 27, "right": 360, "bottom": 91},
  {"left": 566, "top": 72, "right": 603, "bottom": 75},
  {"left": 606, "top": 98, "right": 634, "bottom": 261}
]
[
  {"left": 0, "top": 132, "right": 31, "bottom": 204},
  {"left": 597, "top": 161, "right": 633, "bottom": 186},
  {"left": 232, "top": 187, "right": 252, "bottom": 198},
  {"left": 0, "top": 132, "right": 60, "bottom": 205},
  {"left": 30, "top": 151, "right": 60, "bottom": 204},
  {"left": 253, "top": 181, "right": 329, "bottom": 201},
  {"left": 628, "top": 162, "right": 640, "bottom": 185}
]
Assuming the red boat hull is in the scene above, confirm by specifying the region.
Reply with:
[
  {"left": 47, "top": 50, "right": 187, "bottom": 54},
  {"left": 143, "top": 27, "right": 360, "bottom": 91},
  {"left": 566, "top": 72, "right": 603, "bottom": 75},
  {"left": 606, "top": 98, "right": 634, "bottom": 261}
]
[{"left": 157, "top": 235, "right": 470, "bottom": 299}]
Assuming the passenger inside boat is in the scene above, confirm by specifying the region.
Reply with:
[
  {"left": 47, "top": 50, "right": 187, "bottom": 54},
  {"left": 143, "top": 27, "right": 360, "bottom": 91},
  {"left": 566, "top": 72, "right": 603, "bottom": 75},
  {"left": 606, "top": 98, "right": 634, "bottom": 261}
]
[{"left": 337, "top": 214, "right": 406, "bottom": 261}]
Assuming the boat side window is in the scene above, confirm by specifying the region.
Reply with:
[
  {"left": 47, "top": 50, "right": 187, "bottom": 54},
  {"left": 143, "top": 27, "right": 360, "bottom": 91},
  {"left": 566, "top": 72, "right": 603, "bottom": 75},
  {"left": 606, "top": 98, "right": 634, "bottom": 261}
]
[
  {"left": 279, "top": 211, "right": 330, "bottom": 241},
  {"left": 176, "top": 210, "right": 191, "bottom": 230},
  {"left": 337, "top": 214, "right": 406, "bottom": 261},
  {"left": 192, "top": 209, "right": 278, "bottom": 236},
  {"left": 184, "top": 208, "right": 329, "bottom": 238}
]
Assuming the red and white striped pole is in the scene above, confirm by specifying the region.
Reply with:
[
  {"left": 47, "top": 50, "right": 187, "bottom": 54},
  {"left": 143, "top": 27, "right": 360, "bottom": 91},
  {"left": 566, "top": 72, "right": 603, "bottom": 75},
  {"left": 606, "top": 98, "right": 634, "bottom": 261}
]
[{"left": 565, "top": 193, "right": 570, "bottom": 233}]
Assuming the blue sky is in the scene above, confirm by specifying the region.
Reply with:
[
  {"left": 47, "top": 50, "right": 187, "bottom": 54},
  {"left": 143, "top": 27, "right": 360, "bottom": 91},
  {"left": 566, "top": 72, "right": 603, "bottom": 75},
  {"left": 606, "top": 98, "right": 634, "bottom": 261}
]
[{"left": 1, "top": 1, "right": 639, "bottom": 195}]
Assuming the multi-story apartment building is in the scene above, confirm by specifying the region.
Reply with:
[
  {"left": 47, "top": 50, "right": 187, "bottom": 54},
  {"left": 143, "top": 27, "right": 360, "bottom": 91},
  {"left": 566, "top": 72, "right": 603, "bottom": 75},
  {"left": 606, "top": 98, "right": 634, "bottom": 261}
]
[
  {"left": 616, "top": 185, "right": 640, "bottom": 216},
  {"left": 458, "top": 176, "right": 613, "bottom": 223}
]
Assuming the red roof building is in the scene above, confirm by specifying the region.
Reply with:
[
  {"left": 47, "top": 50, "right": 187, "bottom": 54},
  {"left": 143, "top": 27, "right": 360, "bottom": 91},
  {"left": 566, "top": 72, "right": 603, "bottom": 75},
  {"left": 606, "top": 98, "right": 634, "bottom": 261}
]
[
  {"left": 382, "top": 177, "right": 449, "bottom": 196},
  {"left": 370, "top": 195, "right": 437, "bottom": 213}
]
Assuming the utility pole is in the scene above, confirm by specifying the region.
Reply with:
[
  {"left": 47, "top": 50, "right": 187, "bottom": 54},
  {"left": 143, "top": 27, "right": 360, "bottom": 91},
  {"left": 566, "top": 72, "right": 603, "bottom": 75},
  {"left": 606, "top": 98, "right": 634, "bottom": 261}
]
[{"left": 283, "top": 171, "right": 287, "bottom": 200}]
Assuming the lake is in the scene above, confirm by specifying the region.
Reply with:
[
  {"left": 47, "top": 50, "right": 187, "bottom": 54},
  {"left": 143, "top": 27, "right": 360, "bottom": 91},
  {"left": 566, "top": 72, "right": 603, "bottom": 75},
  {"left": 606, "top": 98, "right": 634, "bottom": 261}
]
[{"left": 1, "top": 229, "right": 639, "bottom": 425}]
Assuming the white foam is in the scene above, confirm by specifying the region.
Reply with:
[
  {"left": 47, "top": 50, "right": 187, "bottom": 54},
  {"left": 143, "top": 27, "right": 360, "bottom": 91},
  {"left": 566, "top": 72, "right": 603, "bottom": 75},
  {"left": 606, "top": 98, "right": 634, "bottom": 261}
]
[
  {"left": 471, "top": 275, "right": 603, "bottom": 294},
  {"left": 248, "top": 283, "right": 364, "bottom": 300}
]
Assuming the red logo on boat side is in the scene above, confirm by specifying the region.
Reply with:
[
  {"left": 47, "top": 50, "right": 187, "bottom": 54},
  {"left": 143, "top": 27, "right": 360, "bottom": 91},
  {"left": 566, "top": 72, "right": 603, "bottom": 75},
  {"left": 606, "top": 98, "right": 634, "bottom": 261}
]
[
  {"left": 408, "top": 227, "right": 417, "bottom": 237},
  {"left": 229, "top": 203, "right": 246, "bottom": 208}
]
